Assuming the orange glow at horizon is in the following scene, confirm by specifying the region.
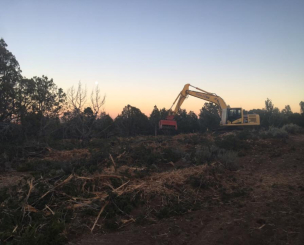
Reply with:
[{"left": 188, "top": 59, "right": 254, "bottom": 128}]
[{"left": 104, "top": 90, "right": 303, "bottom": 119}]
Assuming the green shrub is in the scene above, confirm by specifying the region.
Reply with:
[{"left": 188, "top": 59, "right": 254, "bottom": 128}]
[
  {"left": 195, "top": 145, "right": 217, "bottom": 164},
  {"left": 163, "top": 147, "right": 184, "bottom": 162},
  {"left": 49, "top": 139, "right": 81, "bottom": 150},
  {"left": 236, "top": 130, "right": 254, "bottom": 140},
  {"left": 0, "top": 143, "right": 22, "bottom": 162},
  {"left": 0, "top": 201, "right": 67, "bottom": 245},
  {"left": 187, "top": 175, "right": 215, "bottom": 189},
  {"left": 195, "top": 145, "right": 238, "bottom": 170},
  {"left": 217, "top": 150, "right": 238, "bottom": 170},
  {"left": 17, "top": 159, "right": 62, "bottom": 173},
  {"left": 260, "top": 127, "right": 288, "bottom": 139},
  {"left": 282, "top": 123, "right": 303, "bottom": 134},
  {"left": 215, "top": 134, "right": 243, "bottom": 151},
  {"left": 129, "top": 145, "right": 163, "bottom": 166},
  {"left": 16, "top": 218, "right": 66, "bottom": 245}
]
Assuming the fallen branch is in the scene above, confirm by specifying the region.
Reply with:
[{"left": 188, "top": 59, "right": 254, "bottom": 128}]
[
  {"left": 70, "top": 201, "right": 94, "bottom": 209},
  {"left": 118, "top": 218, "right": 135, "bottom": 229},
  {"left": 113, "top": 180, "right": 130, "bottom": 193},
  {"left": 24, "top": 204, "right": 39, "bottom": 213},
  {"left": 75, "top": 174, "right": 123, "bottom": 180},
  {"left": 117, "top": 151, "right": 126, "bottom": 159},
  {"left": 109, "top": 154, "right": 117, "bottom": 171},
  {"left": 25, "top": 178, "right": 35, "bottom": 203},
  {"left": 12, "top": 225, "right": 18, "bottom": 233},
  {"left": 91, "top": 201, "right": 109, "bottom": 232},
  {"left": 39, "top": 174, "right": 74, "bottom": 200},
  {"left": 45, "top": 205, "right": 55, "bottom": 215},
  {"left": 23, "top": 179, "right": 37, "bottom": 216}
]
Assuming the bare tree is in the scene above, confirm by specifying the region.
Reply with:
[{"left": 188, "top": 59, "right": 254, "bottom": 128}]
[
  {"left": 65, "top": 82, "right": 106, "bottom": 145},
  {"left": 67, "top": 82, "right": 87, "bottom": 112},
  {"left": 91, "top": 85, "right": 106, "bottom": 116}
]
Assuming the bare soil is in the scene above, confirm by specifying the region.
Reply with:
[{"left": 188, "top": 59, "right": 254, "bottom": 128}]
[{"left": 68, "top": 135, "right": 304, "bottom": 245}]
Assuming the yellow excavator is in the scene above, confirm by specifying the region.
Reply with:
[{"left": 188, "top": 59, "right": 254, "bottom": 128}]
[{"left": 159, "top": 84, "right": 260, "bottom": 130}]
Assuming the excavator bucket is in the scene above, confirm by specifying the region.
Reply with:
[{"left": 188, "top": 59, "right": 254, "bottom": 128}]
[{"left": 159, "top": 115, "right": 177, "bottom": 130}]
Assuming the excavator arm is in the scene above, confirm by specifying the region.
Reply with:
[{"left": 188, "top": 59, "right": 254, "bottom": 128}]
[{"left": 170, "top": 84, "right": 227, "bottom": 114}]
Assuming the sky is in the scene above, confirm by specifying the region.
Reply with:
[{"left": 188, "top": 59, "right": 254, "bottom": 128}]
[{"left": 1, "top": 0, "right": 304, "bottom": 118}]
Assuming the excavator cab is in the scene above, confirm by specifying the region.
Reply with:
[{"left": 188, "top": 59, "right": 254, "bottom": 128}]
[
  {"left": 159, "top": 115, "right": 177, "bottom": 130},
  {"left": 225, "top": 108, "right": 260, "bottom": 125},
  {"left": 227, "top": 108, "right": 242, "bottom": 124}
]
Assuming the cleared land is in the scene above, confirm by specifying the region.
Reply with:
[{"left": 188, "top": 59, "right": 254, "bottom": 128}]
[{"left": 1, "top": 131, "right": 304, "bottom": 245}]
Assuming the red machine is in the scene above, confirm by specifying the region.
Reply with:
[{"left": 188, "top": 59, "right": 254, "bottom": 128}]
[{"left": 159, "top": 115, "right": 177, "bottom": 130}]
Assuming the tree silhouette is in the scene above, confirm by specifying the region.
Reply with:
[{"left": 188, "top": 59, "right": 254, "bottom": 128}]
[
  {"left": 199, "top": 103, "right": 220, "bottom": 132},
  {"left": 0, "top": 38, "right": 22, "bottom": 122},
  {"left": 300, "top": 101, "right": 304, "bottom": 114},
  {"left": 174, "top": 109, "right": 199, "bottom": 133},
  {"left": 149, "top": 105, "right": 161, "bottom": 135},
  {"left": 115, "top": 105, "right": 150, "bottom": 136},
  {"left": 281, "top": 105, "right": 292, "bottom": 115}
]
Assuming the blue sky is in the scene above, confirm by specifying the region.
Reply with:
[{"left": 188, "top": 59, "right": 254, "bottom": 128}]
[{"left": 1, "top": 0, "right": 304, "bottom": 117}]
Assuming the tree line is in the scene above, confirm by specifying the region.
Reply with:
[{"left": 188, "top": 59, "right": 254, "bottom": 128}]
[{"left": 1, "top": 38, "right": 304, "bottom": 150}]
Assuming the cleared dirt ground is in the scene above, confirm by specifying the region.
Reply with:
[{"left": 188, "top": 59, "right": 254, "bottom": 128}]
[
  {"left": 69, "top": 135, "right": 304, "bottom": 245},
  {"left": 1, "top": 134, "right": 303, "bottom": 245}
]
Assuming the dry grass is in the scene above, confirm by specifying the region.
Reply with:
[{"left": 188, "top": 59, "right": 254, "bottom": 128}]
[
  {"left": 135, "top": 165, "right": 208, "bottom": 195},
  {"left": 44, "top": 148, "right": 90, "bottom": 161}
]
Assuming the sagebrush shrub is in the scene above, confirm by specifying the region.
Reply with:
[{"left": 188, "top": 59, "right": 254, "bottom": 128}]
[
  {"left": 260, "top": 127, "right": 288, "bottom": 139},
  {"left": 282, "top": 123, "right": 303, "bottom": 134},
  {"left": 195, "top": 145, "right": 238, "bottom": 170},
  {"left": 217, "top": 150, "right": 238, "bottom": 170}
]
